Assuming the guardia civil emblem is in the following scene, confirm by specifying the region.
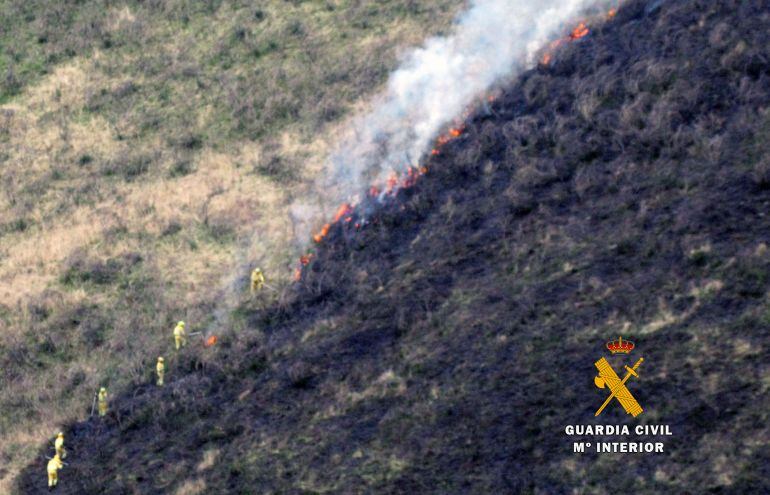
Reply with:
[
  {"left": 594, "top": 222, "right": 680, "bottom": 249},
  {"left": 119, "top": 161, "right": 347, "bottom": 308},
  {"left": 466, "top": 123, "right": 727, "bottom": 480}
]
[{"left": 593, "top": 336, "right": 644, "bottom": 417}]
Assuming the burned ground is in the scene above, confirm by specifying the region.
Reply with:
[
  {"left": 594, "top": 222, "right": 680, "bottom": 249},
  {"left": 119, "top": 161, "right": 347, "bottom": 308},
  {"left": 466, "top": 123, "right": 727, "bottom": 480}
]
[{"left": 15, "top": 0, "right": 770, "bottom": 493}]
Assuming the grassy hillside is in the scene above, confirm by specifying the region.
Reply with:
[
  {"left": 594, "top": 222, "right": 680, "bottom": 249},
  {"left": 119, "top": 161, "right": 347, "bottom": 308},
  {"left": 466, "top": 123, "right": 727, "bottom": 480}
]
[
  {"left": 0, "top": 0, "right": 464, "bottom": 489},
  {"left": 11, "top": 0, "right": 770, "bottom": 493}
]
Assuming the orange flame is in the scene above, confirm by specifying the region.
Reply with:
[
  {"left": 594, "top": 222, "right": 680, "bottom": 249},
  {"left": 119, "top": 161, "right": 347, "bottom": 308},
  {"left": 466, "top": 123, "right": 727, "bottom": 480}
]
[
  {"left": 333, "top": 203, "right": 353, "bottom": 223},
  {"left": 205, "top": 335, "right": 218, "bottom": 347},
  {"left": 299, "top": 254, "right": 313, "bottom": 265},
  {"left": 313, "top": 203, "right": 355, "bottom": 244},
  {"left": 570, "top": 22, "right": 589, "bottom": 39},
  {"left": 402, "top": 168, "right": 418, "bottom": 188},
  {"left": 294, "top": 253, "right": 314, "bottom": 281},
  {"left": 541, "top": 8, "right": 620, "bottom": 66},
  {"left": 386, "top": 171, "right": 399, "bottom": 194},
  {"left": 541, "top": 38, "right": 564, "bottom": 64},
  {"left": 431, "top": 124, "right": 465, "bottom": 155},
  {"left": 313, "top": 223, "right": 330, "bottom": 243}
]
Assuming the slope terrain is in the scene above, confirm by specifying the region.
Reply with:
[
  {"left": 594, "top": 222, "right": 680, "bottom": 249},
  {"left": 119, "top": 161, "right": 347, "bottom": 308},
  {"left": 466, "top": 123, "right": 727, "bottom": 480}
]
[
  {"left": 0, "top": 0, "right": 462, "bottom": 488},
  {"left": 12, "top": 0, "right": 770, "bottom": 493}
]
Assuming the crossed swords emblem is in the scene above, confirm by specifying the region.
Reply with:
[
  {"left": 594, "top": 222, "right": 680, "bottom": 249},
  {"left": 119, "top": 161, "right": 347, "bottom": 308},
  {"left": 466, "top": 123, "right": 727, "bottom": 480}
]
[{"left": 593, "top": 357, "right": 644, "bottom": 417}]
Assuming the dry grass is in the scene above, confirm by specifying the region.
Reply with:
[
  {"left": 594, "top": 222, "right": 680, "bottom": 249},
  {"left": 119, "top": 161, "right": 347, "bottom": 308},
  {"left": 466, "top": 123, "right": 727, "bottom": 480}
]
[
  {"left": 0, "top": 1, "right": 464, "bottom": 487},
  {"left": 196, "top": 448, "right": 220, "bottom": 472},
  {"left": 173, "top": 478, "right": 207, "bottom": 495},
  {"left": 0, "top": 61, "right": 299, "bottom": 304},
  {"left": 0, "top": 392, "right": 86, "bottom": 492}
]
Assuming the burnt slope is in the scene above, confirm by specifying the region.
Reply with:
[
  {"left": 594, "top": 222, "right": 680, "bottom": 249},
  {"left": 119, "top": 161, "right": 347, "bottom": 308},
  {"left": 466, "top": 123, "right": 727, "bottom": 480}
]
[{"left": 16, "top": 0, "right": 770, "bottom": 493}]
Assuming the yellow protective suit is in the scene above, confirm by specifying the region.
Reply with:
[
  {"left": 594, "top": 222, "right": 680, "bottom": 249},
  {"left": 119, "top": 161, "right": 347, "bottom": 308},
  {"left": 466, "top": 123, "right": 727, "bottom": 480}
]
[
  {"left": 54, "top": 433, "right": 66, "bottom": 459},
  {"left": 98, "top": 387, "right": 108, "bottom": 416},
  {"left": 156, "top": 357, "right": 165, "bottom": 386},
  {"left": 250, "top": 268, "right": 265, "bottom": 293},
  {"left": 173, "top": 321, "right": 186, "bottom": 350},
  {"left": 47, "top": 455, "right": 63, "bottom": 487}
]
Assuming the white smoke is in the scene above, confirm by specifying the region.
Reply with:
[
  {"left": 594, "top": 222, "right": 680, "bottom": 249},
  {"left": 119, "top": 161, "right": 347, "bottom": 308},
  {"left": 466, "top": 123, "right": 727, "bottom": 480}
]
[
  {"left": 292, "top": 0, "right": 614, "bottom": 241},
  {"left": 206, "top": 0, "right": 614, "bottom": 335}
]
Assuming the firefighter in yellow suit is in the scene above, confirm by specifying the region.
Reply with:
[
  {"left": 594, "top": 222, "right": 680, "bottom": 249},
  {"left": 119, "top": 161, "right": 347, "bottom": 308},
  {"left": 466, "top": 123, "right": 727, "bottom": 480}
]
[
  {"left": 250, "top": 267, "right": 265, "bottom": 294},
  {"left": 47, "top": 454, "right": 63, "bottom": 488},
  {"left": 156, "top": 357, "right": 165, "bottom": 386},
  {"left": 98, "top": 387, "right": 108, "bottom": 416},
  {"left": 173, "top": 321, "right": 186, "bottom": 350},
  {"left": 54, "top": 432, "right": 66, "bottom": 459}
]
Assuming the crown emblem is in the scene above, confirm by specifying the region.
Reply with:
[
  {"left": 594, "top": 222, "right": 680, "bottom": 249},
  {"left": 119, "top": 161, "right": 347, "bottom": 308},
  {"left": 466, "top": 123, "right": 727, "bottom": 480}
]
[{"left": 606, "top": 336, "right": 634, "bottom": 354}]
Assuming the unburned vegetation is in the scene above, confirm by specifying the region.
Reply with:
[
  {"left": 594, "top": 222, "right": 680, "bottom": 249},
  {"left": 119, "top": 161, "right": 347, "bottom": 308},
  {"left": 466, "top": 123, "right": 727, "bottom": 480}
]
[{"left": 0, "top": 0, "right": 463, "bottom": 490}]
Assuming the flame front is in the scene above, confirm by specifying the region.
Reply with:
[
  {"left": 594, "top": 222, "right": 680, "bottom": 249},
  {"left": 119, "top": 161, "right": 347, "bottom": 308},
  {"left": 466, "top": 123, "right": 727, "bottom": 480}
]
[
  {"left": 333, "top": 203, "right": 354, "bottom": 223},
  {"left": 386, "top": 172, "right": 399, "bottom": 194},
  {"left": 294, "top": 253, "right": 314, "bottom": 281},
  {"left": 570, "top": 22, "right": 589, "bottom": 39},
  {"left": 313, "top": 224, "right": 331, "bottom": 243},
  {"left": 299, "top": 254, "right": 313, "bottom": 265},
  {"left": 540, "top": 5, "right": 619, "bottom": 66},
  {"left": 431, "top": 125, "right": 465, "bottom": 156},
  {"left": 296, "top": 5, "right": 623, "bottom": 282},
  {"left": 298, "top": 122, "right": 465, "bottom": 280}
]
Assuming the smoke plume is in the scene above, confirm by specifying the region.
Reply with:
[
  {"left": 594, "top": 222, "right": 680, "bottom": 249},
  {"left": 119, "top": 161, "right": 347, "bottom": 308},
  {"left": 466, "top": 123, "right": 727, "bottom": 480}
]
[
  {"left": 292, "top": 0, "right": 614, "bottom": 242},
  {"left": 208, "top": 0, "right": 614, "bottom": 336}
]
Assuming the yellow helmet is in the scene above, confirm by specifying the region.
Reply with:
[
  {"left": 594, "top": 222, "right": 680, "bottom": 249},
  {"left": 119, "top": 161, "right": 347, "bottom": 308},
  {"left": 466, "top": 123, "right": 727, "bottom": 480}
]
[
  {"left": 178, "top": 321, "right": 185, "bottom": 327},
  {"left": 254, "top": 267, "right": 262, "bottom": 273},
  {"left": 158, "top": 356, "right": 164, "bottom": 362},
  {"left": 57, "top": 432, "right": 64, "bottom": 438},
  {"left": 100, "top": 387, "right": 106, "bottom": 392}
]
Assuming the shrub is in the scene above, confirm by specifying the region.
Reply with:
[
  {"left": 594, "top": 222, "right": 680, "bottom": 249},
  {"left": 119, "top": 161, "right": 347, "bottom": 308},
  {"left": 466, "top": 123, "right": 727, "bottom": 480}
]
[
  {"left": 101, "top": 153, "right": 153, "bottom": 181},
  {"left": 77, "top": 154, "right": 94, "bottom": 166},
  {"left": 62, "top": 252, "right": 143, "bottom": 287},
  {"left": 168, "top": 160, "right": 195, "bottom": 178}
]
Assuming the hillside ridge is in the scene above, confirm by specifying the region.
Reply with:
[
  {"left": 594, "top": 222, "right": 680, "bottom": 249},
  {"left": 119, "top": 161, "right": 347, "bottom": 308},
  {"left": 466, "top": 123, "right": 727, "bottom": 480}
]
[{"left": 13, "top": 0, "right": 770, "bottom": 493}]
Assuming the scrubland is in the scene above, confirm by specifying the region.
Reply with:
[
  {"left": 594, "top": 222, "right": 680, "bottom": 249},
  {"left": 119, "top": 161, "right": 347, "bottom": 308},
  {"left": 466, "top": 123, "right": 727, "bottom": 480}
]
[
  {"left": 5, "top": 0, "right": 770, "bottom": 493},
  {"left": 0, "top": 1, "right": 461, "bottom": 489}
]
